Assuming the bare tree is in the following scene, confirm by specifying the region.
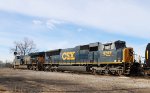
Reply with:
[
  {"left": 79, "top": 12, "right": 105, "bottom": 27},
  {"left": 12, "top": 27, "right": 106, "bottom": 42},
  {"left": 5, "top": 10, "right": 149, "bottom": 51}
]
[{"left": 11, "top": 37, "right": 38, "bottom": 56}]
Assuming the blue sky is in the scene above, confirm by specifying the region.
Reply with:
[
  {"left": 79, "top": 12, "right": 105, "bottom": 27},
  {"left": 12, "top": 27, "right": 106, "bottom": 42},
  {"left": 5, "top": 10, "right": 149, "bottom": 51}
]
[{"left": 0, "top": 0, "right": 150, "bottom": 62}]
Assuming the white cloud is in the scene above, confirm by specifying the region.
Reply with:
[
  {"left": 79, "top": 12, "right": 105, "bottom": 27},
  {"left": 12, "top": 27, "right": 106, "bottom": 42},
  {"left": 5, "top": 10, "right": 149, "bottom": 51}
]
[
  {"left": 0, "top": 0, "right": 150, "bottom": 38},
  {"left": 32, "top": 20, "right": 43, "bottom": 25},
  {"left": 46, "top": 21, "right": 55, "bottom": 30},
  {"left": 32, "top": 19, "right": 64, "bottom": 30},
  {"left": 46, "top": 19, "right": 64, "bottom": 29}
]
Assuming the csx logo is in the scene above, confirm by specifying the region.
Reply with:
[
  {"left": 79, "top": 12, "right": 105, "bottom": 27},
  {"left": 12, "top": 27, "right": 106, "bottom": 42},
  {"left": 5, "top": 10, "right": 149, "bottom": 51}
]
[
  {"left": 103, "top": 51, "right": 112, "bottom": 56},
  {"left": 62, "top": 52, "right": 75, "bottom": 60}
]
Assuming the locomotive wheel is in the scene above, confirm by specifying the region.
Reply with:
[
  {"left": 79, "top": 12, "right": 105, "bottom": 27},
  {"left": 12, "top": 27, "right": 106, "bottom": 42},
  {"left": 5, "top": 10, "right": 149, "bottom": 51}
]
[
  {"left": 33, "top": 66, "right": 36, "bottom": 71},
  {"left": 30, "top": 66, "right": 33, "bottom": 70},
  {"left": 27, "top": 65, "right": 31, "bottom": 70},
  {"left": 119, "top": 70, "right": 123, "bottom": 75},
  {"left": 115, "top": 70, "right": 120, "bottom": 76},
  {"left": 92, "top": 68, "right": 97, "bottom": 75},
  {"left": 114, "top": 70, "right": 123, "bottom": 76},
  {"left": 44, "top": 65, "right": 49, "bottom": 71},
  {"left": 13, "top": 65, "right": 16, "bottom": 69},
  {"left": 50, "top": 68, "right": 55, "bottom": 72},
  {"left": 99, "top": 70, "right": 105, "bottom": 75}
]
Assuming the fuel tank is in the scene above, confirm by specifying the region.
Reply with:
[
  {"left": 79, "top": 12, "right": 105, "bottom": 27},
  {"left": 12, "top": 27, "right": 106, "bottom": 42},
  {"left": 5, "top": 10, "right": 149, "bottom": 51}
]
[{"left": 57, "top": 66, "right": 87, "bottom": 72}]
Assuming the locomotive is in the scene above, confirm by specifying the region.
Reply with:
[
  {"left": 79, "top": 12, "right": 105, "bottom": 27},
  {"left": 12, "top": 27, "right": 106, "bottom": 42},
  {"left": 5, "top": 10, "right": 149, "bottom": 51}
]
[
  {"left": 145, "top": 43, "right": 150, "bottom": 67},
  {"left": 144, "top": 43, "right": 150, "bottom": 75},
  {"left": 13, "top": 40, "right": 135, "bottom": 75}
]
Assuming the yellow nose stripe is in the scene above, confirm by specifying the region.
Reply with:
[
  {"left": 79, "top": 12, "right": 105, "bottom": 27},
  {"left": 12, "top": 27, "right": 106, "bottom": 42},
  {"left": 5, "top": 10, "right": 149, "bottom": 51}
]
[{"left": 147, "top": 50, "right": 149, "bottom": 59}]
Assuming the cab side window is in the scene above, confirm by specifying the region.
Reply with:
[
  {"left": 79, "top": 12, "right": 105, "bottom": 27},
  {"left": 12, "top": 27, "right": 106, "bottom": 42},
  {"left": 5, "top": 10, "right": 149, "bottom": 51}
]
[
  {"left": 104, "top": 44, "right": 113, "bottom": 50},
  {"left": 104, "top": 45, "right": 111, "bottom": 50}
]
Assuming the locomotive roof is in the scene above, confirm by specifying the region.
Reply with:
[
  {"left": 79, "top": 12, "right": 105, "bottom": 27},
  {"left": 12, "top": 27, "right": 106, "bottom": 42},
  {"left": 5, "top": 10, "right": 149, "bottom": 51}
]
[
  {"left": 114, "top": 40, "right": 126, "bottom": 44},
  {"left": 29, "top": 52, "right": 45, "bottom": 56},
  {"left": 104, "top": 40, "right": 126, "bottom": 45},
  {"left": 44, "top": 40, "right": 126, "bottom": 53},
  {"left": 46, "top": 49, "right": 61, "bottom": 53},
  {"left": 147, "top": 43, "right": 150, "bottom": 46},
  {"left": 46, "top": 49, "right": 61, "bottom": 56}
]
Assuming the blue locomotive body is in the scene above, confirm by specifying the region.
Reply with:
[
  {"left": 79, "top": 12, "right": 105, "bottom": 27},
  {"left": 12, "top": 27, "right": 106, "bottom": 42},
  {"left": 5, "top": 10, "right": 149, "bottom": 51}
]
[{"left": 14, "top": 40, "right": 134, "bottom": 75}]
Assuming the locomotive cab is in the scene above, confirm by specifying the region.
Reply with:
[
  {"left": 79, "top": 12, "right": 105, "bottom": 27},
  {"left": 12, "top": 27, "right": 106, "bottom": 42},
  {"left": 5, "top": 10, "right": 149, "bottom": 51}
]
[
  {"left": 114, "top": 41, "right": 134, "bottom": 63},
  {"left": 122, "top": 48, "right": 134, "bottom": 63},
  {"left": 101, "top": 40, "right": 134, "bottom": 63}
]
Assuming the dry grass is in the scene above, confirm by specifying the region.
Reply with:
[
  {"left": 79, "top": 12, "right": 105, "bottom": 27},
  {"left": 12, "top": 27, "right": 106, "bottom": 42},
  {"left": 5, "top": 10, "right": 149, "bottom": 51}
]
[{"left": 0, "top": 68, "right": 150, "bottom": 93}]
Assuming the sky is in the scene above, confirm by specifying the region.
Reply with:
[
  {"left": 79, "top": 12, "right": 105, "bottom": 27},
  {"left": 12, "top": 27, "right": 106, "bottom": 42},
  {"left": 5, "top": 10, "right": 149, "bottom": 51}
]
[{"left": 0, "top": 0, "right": 150, "bottom": 62}]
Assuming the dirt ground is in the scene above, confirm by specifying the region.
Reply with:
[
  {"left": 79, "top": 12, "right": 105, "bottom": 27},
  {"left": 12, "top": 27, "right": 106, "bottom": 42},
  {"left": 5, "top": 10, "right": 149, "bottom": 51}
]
[{"left": 0, "top": 68, "right": 150, "bottom": 93}]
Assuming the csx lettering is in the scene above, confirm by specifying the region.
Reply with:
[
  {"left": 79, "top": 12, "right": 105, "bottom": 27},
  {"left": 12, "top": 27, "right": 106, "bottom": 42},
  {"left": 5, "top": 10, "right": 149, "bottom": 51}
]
[
  {"left": 103, "top": 51, "right": 112, "bottom": 56},
  {"left": 62, "top": 52, "right": 75, "bottom": 60}
]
